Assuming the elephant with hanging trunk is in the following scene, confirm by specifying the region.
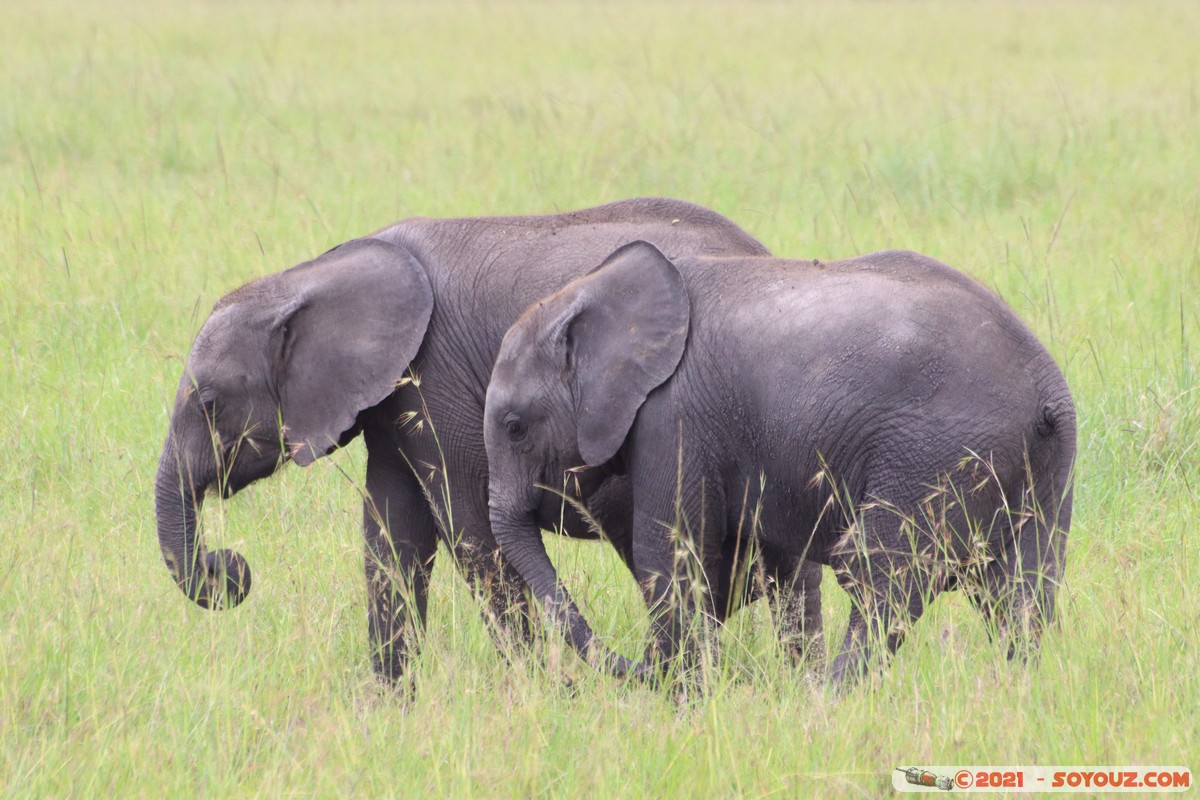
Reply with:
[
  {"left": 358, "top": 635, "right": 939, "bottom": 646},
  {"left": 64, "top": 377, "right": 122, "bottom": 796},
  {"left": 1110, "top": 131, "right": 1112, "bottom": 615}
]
[
  {"left": 483, "top": 241, "right": 1076, "bottom": 689},
  {"left": 154, "top": 197, "right": 825, "bottom": 684}
]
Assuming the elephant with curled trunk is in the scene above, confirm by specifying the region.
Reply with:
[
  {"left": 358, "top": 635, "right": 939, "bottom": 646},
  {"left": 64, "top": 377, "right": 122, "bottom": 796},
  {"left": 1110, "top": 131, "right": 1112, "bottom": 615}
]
[
  {"left": 154, "top": 198, "right": 825, "bottom": 684},
  {"left": 483, "top": 241, "right": 1076, "bottom": 689}
]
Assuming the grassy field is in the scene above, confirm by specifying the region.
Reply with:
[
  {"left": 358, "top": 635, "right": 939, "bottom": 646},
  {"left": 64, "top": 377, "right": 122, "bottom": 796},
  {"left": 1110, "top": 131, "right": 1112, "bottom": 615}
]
[{"left": 2, "top": 1, "right": 1197, "bottom": 796}]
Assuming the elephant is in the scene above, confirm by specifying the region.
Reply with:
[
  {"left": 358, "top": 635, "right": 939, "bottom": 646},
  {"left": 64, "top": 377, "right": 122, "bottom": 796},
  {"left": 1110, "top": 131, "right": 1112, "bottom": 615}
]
[
  {"left": 154, "top": 197, "right": 825, "bottom": 686},
  {"left": 483, "top": 241, "right": 1076, "bottom": 689}
]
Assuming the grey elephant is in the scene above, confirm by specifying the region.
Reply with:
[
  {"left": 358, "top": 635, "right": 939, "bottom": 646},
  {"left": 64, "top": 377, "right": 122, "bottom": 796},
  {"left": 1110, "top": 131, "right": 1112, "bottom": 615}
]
[
  {"left": 154, "top": 198, "right": 824, "bottom": 685},
  {"left": 483, "top": 241, "right": 1076, "bottom": 688}
]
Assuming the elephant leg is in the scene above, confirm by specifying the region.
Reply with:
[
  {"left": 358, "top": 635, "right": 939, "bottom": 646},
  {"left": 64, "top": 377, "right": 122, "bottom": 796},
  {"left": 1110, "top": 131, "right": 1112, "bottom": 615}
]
[
  {"left": 716, "top": 540, "right": 825, "bottom": 671},
  {"left": 448, "top": 533, "right": 534, "bottom": 650},
  {"left": 634, "top": 557, "right": 720, "bottom": 696},
  {"left": 363, "top": 426, "right": 439, "bottom": 687},
  {"left": 630, "top": 459, "right": 726, "bottom": 688},
  {"left": 767, "top": 554, "right": 825, "bottom": 670},
  {"left": 968, "top": 505, "right": 1068, "bottom": 664},
  {"left": 571, "top": 474, "right": 636, "bottom": 575},
  {"left": 828, "top": 505, "right": 940, "bottom": 690},
  {"left": 381, "top": 409, "right": 532, "bottom": 658},
  {"left": 430, "top": 468, "right": 535, "bottom": 653}
]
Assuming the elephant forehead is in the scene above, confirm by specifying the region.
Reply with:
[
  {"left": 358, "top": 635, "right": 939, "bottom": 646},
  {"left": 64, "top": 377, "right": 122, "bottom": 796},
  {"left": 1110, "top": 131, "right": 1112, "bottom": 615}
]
[
  {"left": 213, "top": 271, "right": 289, "bottom": 311},
  {"left": 488, "top": 357, "right": 534, "bottom": 403},
  {"left": 489, "top": 349, "right": 553, "bottom": 407},
  {"left": 496, "top": 318, "right": 545, "bottom": 368},
  {"left": 189, "top": 304, "right": 271, "bottom": 372},
  {"left": 191, "top": 310, "right": 239, "bottom": 358}
]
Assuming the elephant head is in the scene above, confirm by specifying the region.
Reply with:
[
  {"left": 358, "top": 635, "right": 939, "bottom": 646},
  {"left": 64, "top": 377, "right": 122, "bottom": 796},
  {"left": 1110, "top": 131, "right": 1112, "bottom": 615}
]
[
  {"left": 483, "top": 241, "right": 689, "bottom": 674},
  {"left": 155, "top": 238, "right": 433, "bottom": 610}
]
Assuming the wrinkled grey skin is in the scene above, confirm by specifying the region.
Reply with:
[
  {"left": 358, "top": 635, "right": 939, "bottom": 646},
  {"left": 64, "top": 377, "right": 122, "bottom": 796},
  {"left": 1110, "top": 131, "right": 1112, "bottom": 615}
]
[
  {"left": 484, "top": 241, "right": 1076, "bottom": 688},
  {"left": 154, "top": 198, "right": 824, "bottom": 684}
]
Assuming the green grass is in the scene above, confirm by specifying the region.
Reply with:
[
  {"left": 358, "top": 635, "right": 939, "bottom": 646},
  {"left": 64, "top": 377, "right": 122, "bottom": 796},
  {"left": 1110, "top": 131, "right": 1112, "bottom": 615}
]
[{"left": 2, "top": 1, "right": 1198, "bottom": 796}]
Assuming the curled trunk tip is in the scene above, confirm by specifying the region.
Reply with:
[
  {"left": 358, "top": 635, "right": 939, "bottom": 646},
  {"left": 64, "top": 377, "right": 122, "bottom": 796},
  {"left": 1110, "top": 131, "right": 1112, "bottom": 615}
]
[{"left": 155, "top": 445, "right": 252, "bottom": 610}]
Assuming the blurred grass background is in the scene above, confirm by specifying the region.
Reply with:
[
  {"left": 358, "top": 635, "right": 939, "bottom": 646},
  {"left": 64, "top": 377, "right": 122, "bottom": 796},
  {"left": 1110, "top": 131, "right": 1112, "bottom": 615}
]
[{"left": 1, "top": 1, "right": 1196, "bottom": 796}]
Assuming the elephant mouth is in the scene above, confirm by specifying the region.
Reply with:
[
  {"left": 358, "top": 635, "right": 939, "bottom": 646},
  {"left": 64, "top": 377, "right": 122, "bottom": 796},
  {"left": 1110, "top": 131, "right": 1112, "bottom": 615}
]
[
  {"left": 216, "top": 460, "right": 274, "bottom": 496},
  {"left": 216, "top": 478, "right": 244, "bottom": 500},
  {"left": 215, "top": 453, "right": 286, "bottom": 499}
]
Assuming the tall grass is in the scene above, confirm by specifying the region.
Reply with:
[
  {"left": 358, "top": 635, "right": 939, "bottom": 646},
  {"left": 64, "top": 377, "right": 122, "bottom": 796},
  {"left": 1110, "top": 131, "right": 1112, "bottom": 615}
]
[{"left": 1, "top": 1, "right": 1196, "bottom": 796}]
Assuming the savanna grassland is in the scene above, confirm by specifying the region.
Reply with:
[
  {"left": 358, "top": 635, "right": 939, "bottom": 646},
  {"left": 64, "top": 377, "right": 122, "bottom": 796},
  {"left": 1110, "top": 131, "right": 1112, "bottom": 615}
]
[{"left": 1, "top": 2, "right": 1197, "bottom": 797}]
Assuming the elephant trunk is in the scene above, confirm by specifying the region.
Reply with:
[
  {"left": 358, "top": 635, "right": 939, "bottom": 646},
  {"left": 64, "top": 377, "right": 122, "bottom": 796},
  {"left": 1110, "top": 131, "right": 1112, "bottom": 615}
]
[
  {"left": 489, "top": 502, "right": 643, "bottom": 680},
  {"left": 154, "top": 436, "right": 251, "bottom": 609}
]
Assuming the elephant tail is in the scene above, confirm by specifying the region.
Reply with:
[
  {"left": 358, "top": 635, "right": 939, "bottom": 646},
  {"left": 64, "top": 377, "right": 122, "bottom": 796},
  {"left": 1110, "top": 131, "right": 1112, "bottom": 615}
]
[
  {"left": 1033, "top": 375, "right": 1076, "bottom": 536},
  {"left": 1014, "top": 374, "right": 1076, "bottom": 629}
]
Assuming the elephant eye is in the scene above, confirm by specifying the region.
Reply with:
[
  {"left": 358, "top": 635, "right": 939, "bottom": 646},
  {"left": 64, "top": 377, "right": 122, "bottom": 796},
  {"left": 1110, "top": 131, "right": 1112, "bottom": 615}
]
[
  {"left": 198, "top": 391, "right": 218, "bottom": 418},
  {"left": 503, "top": 413, "right": 527, "bottom": 442}
]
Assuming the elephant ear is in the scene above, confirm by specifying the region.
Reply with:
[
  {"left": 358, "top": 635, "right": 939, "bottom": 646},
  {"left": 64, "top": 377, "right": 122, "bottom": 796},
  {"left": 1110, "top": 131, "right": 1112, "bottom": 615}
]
[
  {"left": 275, "top": 238, "right": 433, "bottom": 466},
  {"left": 556, "top": 240, "right": 690, "bottom": 466}
]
